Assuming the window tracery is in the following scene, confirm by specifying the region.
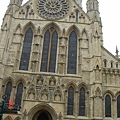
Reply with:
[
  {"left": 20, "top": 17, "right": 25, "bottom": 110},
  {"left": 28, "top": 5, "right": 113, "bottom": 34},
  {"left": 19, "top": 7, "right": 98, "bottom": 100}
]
[
  {"left": 37, "top": 0, "right": 69, "bottom": 20},
  {"left": 105, "top": 95, "right": 111, "bottom": 117},
  {"left": 67, "top": 31, "right": 77, "bottom": 74},
  {"left": 40, "top": 27, "right": 58, "bottom": 72},
  {"left": 79, "top": 87, "right": 85, "bottom": 116},
  {"left": 19, "top": 28, "right": 33, "bottom": 70},
  {"left": 15, "top": 82, "right": 23, "bottom": 106},
  {"left": 67, "top": 86, "right": 74, "bottom": 115},
  {"left": 4, "top": 82, "right": 12, "bottom": 103}
]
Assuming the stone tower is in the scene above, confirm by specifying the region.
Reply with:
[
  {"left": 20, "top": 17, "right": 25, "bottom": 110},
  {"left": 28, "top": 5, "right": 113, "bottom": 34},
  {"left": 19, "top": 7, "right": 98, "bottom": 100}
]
[{"left": 0, "top": 0, "right": 120, "bottom": 120}]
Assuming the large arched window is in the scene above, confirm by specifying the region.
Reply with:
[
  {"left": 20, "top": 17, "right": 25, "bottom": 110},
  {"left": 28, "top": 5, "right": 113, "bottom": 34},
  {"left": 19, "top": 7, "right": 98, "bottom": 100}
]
[
  {"left": 79, "top": 87, "right": 85, "bottom": 116},
  {"left": 67, "top": 86, "right": 74, "bottom": 115},
  {"left": 15, "top": 82, "right": 23, "bottom": 106},
  {"left": 117, "top": 95, "right": 120, "bottom": 118},
  {"left": 105, "top": 95, "right": 111, "bottom": 117},
  {"left": 19, "top": 28, "right": 33, "bottom": 70},
  {"left": 40, "top": 27, "right": 58, "bottom": 72},
  {"left": 67, "top": 31, "right": 77, "bottom": 74},
  {"left": 4, "top": 82, "right": 12, "bottom": 103}
]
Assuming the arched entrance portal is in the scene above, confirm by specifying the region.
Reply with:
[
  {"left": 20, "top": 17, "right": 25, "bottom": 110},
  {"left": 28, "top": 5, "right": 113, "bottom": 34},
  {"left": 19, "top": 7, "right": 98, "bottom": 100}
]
[
  {"left": 28, "top": 104, "right": 57, "bottom": 120},
  {"left": 33, "top": 110, "right": 52, "bottom": 120},
  {"left": 38, "top": 112, "right": 49, "bottom": 120}
]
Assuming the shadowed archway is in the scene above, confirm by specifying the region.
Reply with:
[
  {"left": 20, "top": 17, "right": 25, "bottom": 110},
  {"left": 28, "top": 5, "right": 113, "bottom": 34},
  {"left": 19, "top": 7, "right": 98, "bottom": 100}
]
[
  {"left": 33, "top": 110, "right": 52, "bottom": 120},
  {"left": 28, "top": 104, "right": 57, "bottom": 120}
]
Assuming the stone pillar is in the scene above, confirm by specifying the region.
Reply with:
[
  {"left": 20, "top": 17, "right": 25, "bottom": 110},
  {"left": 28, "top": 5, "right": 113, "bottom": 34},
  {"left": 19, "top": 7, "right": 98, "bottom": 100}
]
[
  {"left": 14, "top": 34, "right": 23, "bottom": 70},
  {"left": 78, "top": 38, "right": 82, "bottom": 75},
  {"left": 112, "top": 98, "right": 117, "bottom": 119},
  {"left": 64, "top": 90, "right": 67, "bottom": 116},
  {"left": 94, "top": 96, "right": 102, "bottom": 118},
  {"left": 0, "top": 30, "right": 7, "bottom": 61},
  {"left": 93, "top": 68, "right": 103, "bottom": 118},
  {"left": 0, "top": 85, "right": 5, "bottom": 101},
  {"left": 86, "top": 91, "right": 90, "bottom": 118},
  {"left": 106, "top": 70, "right": 110, "bottom": 86},
  {"left": 102, "top": 72, "right": 106, "bottom": 85},
  {"left": 58, "top": 36, "right": 67, "bottom": 74},
  {"left": 11, "top": 86, "right": 16, "bottom": 101},
  {"left": 31, "top": 34, "right": 43, "bottom": 72},
  {"left": 90, "top": 96, "right": 94, "bottom": 119},
  {"left": 75, "top": 90, "right": 79, "bottom": 117}
]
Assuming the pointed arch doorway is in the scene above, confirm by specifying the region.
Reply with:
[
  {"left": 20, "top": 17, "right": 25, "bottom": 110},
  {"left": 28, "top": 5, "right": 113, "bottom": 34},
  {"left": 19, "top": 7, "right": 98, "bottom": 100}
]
[
  {"left": 33, "top": 110, "right": 52, "bottom": 120},
  {"left": 28, "top": 104, "right": 57, "bottom": 120}
]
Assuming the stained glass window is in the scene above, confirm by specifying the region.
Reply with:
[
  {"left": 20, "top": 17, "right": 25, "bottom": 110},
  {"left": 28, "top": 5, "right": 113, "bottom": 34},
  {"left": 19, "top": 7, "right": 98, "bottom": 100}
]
[
  {"left": 105, "top": 95, "right": 111, "bottom": 117},
  {"left": 67, "top": 86, "right": 74, "bottom": 115},
  {"left": 67, "top": 31, "right": 77, "bottom": 74},
  {"left": 40, "top": 28, "right": 58, "bottom": 72},
  {"left": 76, "top": 11, "right": 79, "bottom": 22},
  {"left": 117, "top": 95, "right": 120, "bottom": 118},
  {"left": 40, "top": 31, "right": 50, "bottom": 72},
  {"left": 19, "top": 28, "right": 33, "bottom": 70},
  {"left": 4, "top": 82, "right": 12, "bottom": 103},
  {"left": 79, "top": 87, "right": 85, "bottom": 116},
  {"left": 15, "top": 82, "right": 23, "bottom": 106}
]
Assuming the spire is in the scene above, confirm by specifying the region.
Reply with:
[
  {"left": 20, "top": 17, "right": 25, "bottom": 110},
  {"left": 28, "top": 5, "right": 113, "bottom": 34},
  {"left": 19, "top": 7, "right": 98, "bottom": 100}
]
[
  {"left": 7, "top": 0, "right": 23, "bottom": 14},
  {"left": 87, "top": 0, "right": 99, "bottom": 12},
  {"left": 75, "top": 0, "right": 82, "bottom": 7},
  {"left": 86, "top": 0, "right": 100, "bottom": 21},
  {"left": 115, "top": 46, "right": 119, "bottom": 58},
  {"left": 9, "top": 0, "right": 23, "bottom": 7}
]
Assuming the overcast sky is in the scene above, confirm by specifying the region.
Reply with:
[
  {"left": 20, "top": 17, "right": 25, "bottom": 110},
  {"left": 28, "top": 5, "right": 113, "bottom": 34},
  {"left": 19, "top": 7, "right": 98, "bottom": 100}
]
[{"left": 0, "top": 0, "right": 120, "bottom": 55}]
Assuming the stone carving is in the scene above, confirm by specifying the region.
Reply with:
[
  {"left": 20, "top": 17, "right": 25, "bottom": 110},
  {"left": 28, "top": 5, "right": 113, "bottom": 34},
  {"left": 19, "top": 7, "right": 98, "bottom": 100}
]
[
  {"left": 29, "top": 9, "right": 34, "bottom": 15},
  {"left": 54, "top": 86, "right": 62, "bottom": 101},
  {"left": 37, "top": 75, "right": 44, "bottom": 85},
  {"left": 19, "top": 9, "right": 25, "bottom": 18},
  {"left": 41, "top": 89, "right": 48, "bottom": 100},
  {"left": 95, "top": 87, "right": 101, "bottom": 97},
  {"left": 69, "top": 12, "right": 75, "bottom": 18},
  {"left": 59, "top": 112, "right": 63, "bottom": 120},
  {"left": 79, "top": 13, "right": 85, "bottom": 22},
  {"left": 27, "top": 84, "right": 35, "bottom": 99},
  {"left": 49, "top": 76, "right": 56, "bottom": 86},
  {"left": 19, "top": 9, "right": 25, "bottom": 15},
  {"left": 41, "top": 81, "right": 49, "bottom": 100}
]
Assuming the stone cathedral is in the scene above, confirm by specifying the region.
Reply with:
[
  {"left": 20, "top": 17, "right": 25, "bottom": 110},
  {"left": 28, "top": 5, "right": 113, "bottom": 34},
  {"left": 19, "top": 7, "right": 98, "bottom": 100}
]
[{"left": 0, "top": 0, "right": 120, "bottom": 120}]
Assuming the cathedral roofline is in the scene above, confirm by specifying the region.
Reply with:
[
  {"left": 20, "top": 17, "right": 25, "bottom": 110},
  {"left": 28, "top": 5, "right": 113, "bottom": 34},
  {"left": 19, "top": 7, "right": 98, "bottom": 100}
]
[{"left": 101, "top": 46, "right": 120, "bottom": 61}]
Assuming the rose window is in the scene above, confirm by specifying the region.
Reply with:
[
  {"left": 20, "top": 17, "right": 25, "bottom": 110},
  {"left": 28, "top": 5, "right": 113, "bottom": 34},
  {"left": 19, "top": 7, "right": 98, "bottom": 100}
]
[{"left": 37, "top": 0, "right": 69, "bottom": 19}]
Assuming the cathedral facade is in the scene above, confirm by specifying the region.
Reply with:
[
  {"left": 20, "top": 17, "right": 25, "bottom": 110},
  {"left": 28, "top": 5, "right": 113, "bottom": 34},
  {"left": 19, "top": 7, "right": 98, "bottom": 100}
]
[{"left": 0, "top": 0, "right": 120, "bottom": 120}]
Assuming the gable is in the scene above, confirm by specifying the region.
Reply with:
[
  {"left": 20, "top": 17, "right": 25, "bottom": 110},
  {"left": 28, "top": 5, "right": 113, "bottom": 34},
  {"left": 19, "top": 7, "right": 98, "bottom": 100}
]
[{"left": 15, "top": 0, "right": 90, "bottom": 23}]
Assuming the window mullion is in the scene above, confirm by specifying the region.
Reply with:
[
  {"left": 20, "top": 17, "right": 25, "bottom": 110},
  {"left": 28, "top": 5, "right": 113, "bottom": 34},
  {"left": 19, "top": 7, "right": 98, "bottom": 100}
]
[{"left": 47, "top": 31, "right": 53, "bottom": 72}]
